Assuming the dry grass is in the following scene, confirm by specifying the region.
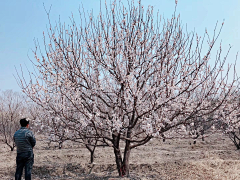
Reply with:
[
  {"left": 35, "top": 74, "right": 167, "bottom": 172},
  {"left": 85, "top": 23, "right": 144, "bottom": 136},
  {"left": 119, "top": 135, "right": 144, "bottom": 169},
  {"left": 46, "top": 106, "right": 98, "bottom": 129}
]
[{"left": 1, "top": 132, "right": 240, "bottom": 179}]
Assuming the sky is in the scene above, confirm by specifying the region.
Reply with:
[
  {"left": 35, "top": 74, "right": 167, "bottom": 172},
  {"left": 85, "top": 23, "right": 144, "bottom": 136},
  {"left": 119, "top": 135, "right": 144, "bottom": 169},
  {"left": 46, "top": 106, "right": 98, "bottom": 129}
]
[{"left": 0, "top": 0, "right": 240, "bottom": 92}]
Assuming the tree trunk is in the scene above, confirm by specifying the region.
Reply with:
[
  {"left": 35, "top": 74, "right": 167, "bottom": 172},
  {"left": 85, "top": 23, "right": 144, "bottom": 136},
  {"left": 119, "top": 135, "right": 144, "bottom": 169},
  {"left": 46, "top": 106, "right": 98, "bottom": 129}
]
[
  {"left": 122, "top": 129, "right": 132, "bottom": 176},
  {"left": 59, "top": 141, "right": 62, "bottom": 149},
  {"left": 229, "top": 132, "right": 240, "bottom": 150},
  {"left": 86, "top": 143, "right": 97, "bottom": 164},
  {"left": 123, "top": 140, "right": 131, "bottom": 176},
  {"left": 6, "top": 142, "right": 14, "bottom": 151},
  {"left": 112, "top": 133, "right": 124, "bottom": 176},
  {"left": 90, "top": 150, "right": 94, "bottom": 164}
]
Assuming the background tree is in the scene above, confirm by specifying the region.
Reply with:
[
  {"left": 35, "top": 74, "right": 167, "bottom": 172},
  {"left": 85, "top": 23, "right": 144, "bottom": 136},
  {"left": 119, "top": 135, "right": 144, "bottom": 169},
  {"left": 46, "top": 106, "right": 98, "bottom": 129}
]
[
  {"left": 32, "top": 101, "right": 103, "bottom": 163},
  {"left": 214, "top": 95, "right": 240, "bottom": 149},
  {"left": 0, "top": 90, "right": 27, "bottom": 151},
  {"left": 17, "top": 0, "right": 239, "bottom": 177}
]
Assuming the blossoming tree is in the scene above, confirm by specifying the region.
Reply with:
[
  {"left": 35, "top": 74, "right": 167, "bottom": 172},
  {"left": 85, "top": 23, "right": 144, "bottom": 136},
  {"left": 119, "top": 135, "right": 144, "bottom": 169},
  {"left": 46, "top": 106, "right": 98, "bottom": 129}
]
[
  {"left": 213, "top": 96, "right": 240, "bottom": 149},
  {"left": 0, "top": 90, "right": 27, "bottom": 151},
  {"left": 17, "top": 0, "right": 239, "bottom": 176}
]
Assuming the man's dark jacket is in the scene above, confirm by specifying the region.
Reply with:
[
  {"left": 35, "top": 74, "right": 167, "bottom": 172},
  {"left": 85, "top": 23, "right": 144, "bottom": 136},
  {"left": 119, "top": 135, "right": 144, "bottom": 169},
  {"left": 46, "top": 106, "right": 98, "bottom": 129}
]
[{"left": 14, "top": 127, "right": 36, "bottom": 152}]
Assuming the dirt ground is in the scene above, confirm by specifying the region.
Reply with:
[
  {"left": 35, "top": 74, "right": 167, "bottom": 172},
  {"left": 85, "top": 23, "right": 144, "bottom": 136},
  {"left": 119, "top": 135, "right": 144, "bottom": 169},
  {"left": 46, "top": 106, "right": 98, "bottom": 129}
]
[{"left": 1, "top": 132, "right": 240, "bottom": 180}]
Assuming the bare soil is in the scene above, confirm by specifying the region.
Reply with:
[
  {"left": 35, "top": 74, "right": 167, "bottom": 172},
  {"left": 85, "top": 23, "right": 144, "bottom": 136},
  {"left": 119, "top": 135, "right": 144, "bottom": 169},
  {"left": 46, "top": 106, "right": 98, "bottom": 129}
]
[{"left": 1, "top": 132, "right": 240, "bottom": 180}]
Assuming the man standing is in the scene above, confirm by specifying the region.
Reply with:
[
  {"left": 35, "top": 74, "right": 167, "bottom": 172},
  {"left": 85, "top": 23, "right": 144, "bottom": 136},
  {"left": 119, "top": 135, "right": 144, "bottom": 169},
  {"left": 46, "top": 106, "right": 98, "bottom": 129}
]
[{"left": 14, "top": 118, "right": 36, "bottom": 180}]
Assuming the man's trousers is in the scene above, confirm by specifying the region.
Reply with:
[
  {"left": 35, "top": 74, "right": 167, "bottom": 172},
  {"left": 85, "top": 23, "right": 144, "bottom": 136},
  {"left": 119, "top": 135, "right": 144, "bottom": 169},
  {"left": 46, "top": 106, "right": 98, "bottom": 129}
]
[{"left": 15, "top": 151, "right": 34, "bottom": 180}]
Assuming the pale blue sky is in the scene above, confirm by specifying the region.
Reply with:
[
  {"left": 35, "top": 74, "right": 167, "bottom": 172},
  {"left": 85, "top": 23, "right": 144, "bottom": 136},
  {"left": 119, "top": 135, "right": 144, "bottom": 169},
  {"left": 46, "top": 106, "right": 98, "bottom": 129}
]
[{"left": 0, "top": 0, "right": 240, "bottom": 91}]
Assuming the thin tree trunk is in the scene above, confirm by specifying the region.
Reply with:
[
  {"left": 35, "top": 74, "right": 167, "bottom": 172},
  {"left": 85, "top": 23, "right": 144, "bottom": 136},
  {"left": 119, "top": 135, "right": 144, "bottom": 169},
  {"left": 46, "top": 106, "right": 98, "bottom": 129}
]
[
  {"left": 90, "top": 150, "right": 94, "bottom": 164},
  {"left": 86, "top": 144, "right": 94, "bottom": 164},
  {"left": 5, "top": 141, "right": 14, "bottom": 151},
  {"left": 86, "top": 140, "right": 97, "bottom": 164},
  {"left": 229, "top": 132, "right": 240, "bottom": 150},
  {"left": 59, "top": 141, "right": 62, "bottom": 149}
]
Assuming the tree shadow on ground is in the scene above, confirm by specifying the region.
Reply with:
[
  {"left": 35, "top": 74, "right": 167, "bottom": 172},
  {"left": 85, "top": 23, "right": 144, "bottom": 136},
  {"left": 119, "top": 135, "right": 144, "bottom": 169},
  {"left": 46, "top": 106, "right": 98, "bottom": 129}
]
[{"left": 32, "top": 164, "right": 142, "bottom": 180}]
